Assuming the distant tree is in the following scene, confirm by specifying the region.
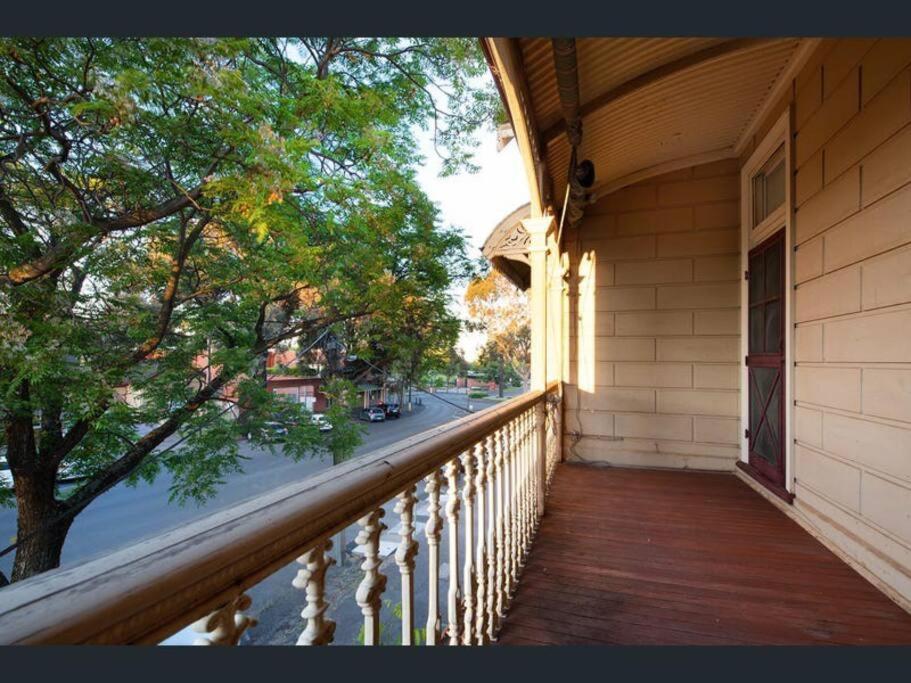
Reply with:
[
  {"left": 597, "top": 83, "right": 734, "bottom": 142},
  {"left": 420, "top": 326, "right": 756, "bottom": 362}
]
[
  {"left": 464, "top": 269, "right": 530, "bottom": 395},
  {"left": 0, "top": 37, "right": 497, "bottom": 582}
]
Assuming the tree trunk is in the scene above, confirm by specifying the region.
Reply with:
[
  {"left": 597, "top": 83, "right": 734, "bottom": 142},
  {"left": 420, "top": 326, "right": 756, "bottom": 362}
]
[
  {"left": 10, "top": 470, "right": 73, "bottom": 582},
  {"left": 498, "top": 359, "right": 504, "bottom": 398}
]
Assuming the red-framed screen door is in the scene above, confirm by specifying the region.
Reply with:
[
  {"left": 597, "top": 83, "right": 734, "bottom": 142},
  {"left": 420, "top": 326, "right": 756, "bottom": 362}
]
[{"left": 746, "top": 229, "right": 787, "bottom": 492}]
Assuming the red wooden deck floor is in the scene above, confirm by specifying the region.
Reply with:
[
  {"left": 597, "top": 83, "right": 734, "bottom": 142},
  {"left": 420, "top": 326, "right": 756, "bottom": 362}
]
[{"left": 497, "top": 464, "right": 911, "bottom": 645}]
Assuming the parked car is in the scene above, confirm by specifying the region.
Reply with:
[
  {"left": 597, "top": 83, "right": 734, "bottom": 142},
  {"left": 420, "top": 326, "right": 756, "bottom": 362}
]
[
  {"left": 0, "top": 454, "right": 81, "bottom": 488},
  {"left": 247, "top": 421, "right": 288, "bottom": 441},
  {"left": 377, "top": 402, "right": 401, "bottom": 419},
  {"left": 310, "top": 413, "right": 333, "bottom": 432},
  {"left": 0, "top": 455, "right": 12, "bottom": 488},
  {"left": 360, "top": 407, "right": 386, "bottom": 422}
]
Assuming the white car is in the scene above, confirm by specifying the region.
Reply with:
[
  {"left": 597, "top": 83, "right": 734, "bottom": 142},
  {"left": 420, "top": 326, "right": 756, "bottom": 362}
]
[
  {"left": 310, "top": 413, "right": 333, "bottom": 432},
  {"left": 0, "top": 455, "right": 12, "bottom": 488}
]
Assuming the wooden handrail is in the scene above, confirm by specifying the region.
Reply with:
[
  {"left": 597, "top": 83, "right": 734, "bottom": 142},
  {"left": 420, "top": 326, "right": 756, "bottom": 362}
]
[{"left": 0, "top": 384, "right": 559, "bottom": 645}]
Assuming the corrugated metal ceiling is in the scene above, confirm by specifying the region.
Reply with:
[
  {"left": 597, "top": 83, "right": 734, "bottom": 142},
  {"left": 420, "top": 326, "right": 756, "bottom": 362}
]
[{"left": 516, "top": 38, "right": 802, "bottom": 201}]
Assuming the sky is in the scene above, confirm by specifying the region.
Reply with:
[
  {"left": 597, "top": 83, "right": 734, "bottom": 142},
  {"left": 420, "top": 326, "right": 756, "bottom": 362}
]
[{"left": 413, "top": 127, "right": 530, "bottom": 362}]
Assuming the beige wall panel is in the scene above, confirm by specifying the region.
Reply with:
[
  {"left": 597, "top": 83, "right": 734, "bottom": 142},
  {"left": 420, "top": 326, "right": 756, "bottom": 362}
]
[
  {"left": 794, "top": 165, "right": 860, "bottom": 245},
  {"left": 615, "top": 413, "right": 693, "bottom": 440},
  {"left": 824, "top": 308, "right": 911, "bottom": 362},
  {"left": 571, "top": 311, "right": 615, "bottom": 337},
  {"left": 795, "top": 324, "right": 824, "bottom": 362},
  {"left": 694, "top": 309, "right": 739, "bottom": 335},
  {"left": 568, "top": 361, "right": 614, "bottom": 387},
  {"left": 795, "top": 150, "right": 823, "bottom": 207},
  {"left": 795, "top": 445, "right": 862, "bottom": 512},
  {"left": 861, "top": 123, "right": 911, "bottom": 207},
  {"left": 657, "top": 337, "right": 740, "bottom": 362},
  {"left": 615, "top": 259, "right": 693, "bottom": 285},
  {"left": 795, "top": 64, "right": 822, "bottom": 129},
  {"left": 860, "top": 474, "right": 911, "bottom": 545},
  {"left": 693, "top": 363, "right": 739, "bottom": 389},
  {"left": 615, "top": 311, "right": 693, "bottom": 336},
  {"left": 594, "top": 286, "right": 656, "bottom": 312},
  {"left": 795, "top": 406, "right": 823, "bottom": 447},
  {"left": 616, "top": 207, "right": 693, "bottom": 235},
  {"left": 615, "top": 362, "right": 692, "bottom": 388},
  {"left": 693, "top": 200, "right": 740, "bottom": 230},
  {"left": 583, "top": 235, "right": 657, "bottom": 261},
  {"left": 823, "top": 411, "right": 911, "bottom": 482},
  {"left": 861, "top": 40, "right": 911, "bottom": 104},
  {"left": 861, "top": 245, "right": 911, "bottom": 311},
  {"left": 693, "top": 158, "right": 740, "bottom": 178},
  {"left": 822, "top": 39, "right": 874, "bottom": 95},
  {"left": 794, "top": 265, "right": 861, "bottom": 322},
  {"left": 694, "top": 254, "right": 739, "bottom": 282},
  {"left": 598, "top": 184, "right": 658, "bottom": 213},
  {"left": 657, "top": 389, "right": 739, "bottom": 417},
  {"left": 581, "top": 387, "right": 656, "bottom": 413},
  {"left": 658, "top": 176, "right": 739, "bottom": 207},
  {"left": 565, "top": 410, "right": 615, "bottom": 437},
  {"left": 796, "top": 68, "right": 859, "bottom": 166},
  {"left": 825, "top": 70, "right": 911, "bottom": 181},
  {"left": 693, "top": 416, "right": 740, "bottom": 444},
  {"left": 823, "top": 182, "right": 911, "bottom": 272},
  {"left": 795, "top": 366, "right": 862, "bottom": 412},
  {"left": 657, "top": 228, "right": 739, "bottom": 258},
  {"left": 596, "top": 337, "right": 656, "bottom": 361},
  {"left": 794, "top": 236, "right": 824, "bottom": 284},
  {"left": 657, "top": 282, "right": 739, "bottom": 310},
  {"left": 862, "top": 368, "right": 911, "bottom": 423},
  {"left": 567, "top": 440, "right": 735, "bottom": 471}
]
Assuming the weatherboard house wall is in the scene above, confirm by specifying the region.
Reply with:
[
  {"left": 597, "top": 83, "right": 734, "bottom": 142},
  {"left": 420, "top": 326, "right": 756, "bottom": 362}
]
[
  {"left": 738, "top": 38, "right": 911, "bottom": 611},
  {"left": 563, "top": 159, "right": 742, "bottom": 471}
]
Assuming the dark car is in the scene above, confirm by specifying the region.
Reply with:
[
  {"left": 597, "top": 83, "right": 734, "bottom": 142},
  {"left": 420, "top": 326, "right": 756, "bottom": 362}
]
[
  {"left": 377, "top": 402, "right": 401, "bottom": 419},
  {"left": 360, "top": 407, "right": 386, "bottom": 422}
]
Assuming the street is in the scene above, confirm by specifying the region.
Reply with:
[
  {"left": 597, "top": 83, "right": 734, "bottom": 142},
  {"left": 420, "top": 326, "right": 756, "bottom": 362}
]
[{"left": 0, "top": 388, "right": 523, "bottom": 644}]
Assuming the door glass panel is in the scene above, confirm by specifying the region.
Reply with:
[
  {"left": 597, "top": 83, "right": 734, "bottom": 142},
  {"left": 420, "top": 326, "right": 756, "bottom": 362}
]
[
  {"left": 764, "top": 300, "right": 781, "bottom": 353},
  {"left": 756, "top": 420, "right": 777, "bottom": 464},
  {"left": 765, "top": 242, "right": 781, "bottom": 298},
  {"left": 767, "top": 376, "right": 782, "bottom": 446},
  {"left": 749, "top": 254, "right": 763, "bottom": 303},
  {"left": 749, "top": 305, "right": 764, "bottom": 353}
]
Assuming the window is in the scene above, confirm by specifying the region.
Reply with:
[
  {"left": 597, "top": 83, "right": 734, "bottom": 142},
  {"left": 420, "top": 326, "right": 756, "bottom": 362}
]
[{"left": 751, "top": 143, "right": 785, "bottom": 228}]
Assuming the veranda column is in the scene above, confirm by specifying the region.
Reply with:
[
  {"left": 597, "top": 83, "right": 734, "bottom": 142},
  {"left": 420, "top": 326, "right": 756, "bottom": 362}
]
[{"left": 521, "top": 215, "right": 554, "bottom": 518}]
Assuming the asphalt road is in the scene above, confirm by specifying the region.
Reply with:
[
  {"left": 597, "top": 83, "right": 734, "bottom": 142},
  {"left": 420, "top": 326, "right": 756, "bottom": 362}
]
[{"left": 0, "top": 388, "right": 523, "bottom": 644}]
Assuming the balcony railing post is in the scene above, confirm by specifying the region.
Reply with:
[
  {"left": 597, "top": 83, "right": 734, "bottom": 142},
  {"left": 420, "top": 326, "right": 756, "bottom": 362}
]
[
  {"left": 473, "top": 441, "right": 489, "bottom": 644},
  {"left": 444, "top": 458, "right": 463, "bottom": 645},
  {"left": 355, "top": 508, "right": 387, "bottom": 645},
  {"left": 484, "top": 433, "right": 498, "bottom": 641},
  {"left": 535, "top": 399, "right": 546, "bottom": 519},
  {"left": 423, "top": 470, "right": 443, "bottom": 645},
  {"left": 394, "top": 486, "right": 419, "bottom": 645},
  {"left": 293, "top": 541, "right": 336, "bottom": 646},
  {"left": 460, "top": 450, "right": 476, "bottom": 645}
]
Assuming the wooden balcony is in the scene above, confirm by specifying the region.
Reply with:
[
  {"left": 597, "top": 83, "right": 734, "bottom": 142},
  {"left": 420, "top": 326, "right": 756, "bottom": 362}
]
[
  {"left": 1, "top": 387, "right": 910, "bottom": 645},
  {"left": 497, "top": 465, "right": 911, "bottom": 645}
]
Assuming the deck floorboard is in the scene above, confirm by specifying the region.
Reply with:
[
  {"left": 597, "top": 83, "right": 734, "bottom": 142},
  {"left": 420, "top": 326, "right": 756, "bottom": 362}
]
[{"left": 496, "top": 464, "right": 911, "bottom": 645}]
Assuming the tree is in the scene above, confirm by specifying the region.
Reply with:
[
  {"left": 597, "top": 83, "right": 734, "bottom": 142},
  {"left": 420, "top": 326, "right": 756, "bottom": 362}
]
[
  {"left": 464, "top": 269, "right": 530, "bottom": 396},
  {"left": 0, "top": 37, "right": 497, "bottom": 582}
]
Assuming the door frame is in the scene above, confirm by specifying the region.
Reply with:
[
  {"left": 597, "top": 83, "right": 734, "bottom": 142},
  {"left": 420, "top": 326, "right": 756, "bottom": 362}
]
[{"left": 739, "top": 108, "right": 795, "bottom": 503}]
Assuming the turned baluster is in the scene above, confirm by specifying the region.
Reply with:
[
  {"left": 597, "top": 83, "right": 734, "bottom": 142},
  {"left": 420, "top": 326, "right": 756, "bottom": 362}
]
[
  {"left": 444, "top": 458, "right": 463, "bottom": 645},
  {"left": 395, "top": 486, "right": 419, "bottom": 645},
  {"left": 460, "top": 449, "right": 476, "bottom": 645},
  {"left": 485, "top": 433, "right": 498, "bottom": 641},
  {"left": 504, "top": 419, "right": 519, "bottom": 596},
  {"left": 524, "top": 409, "right": 533, "bottom": 557},
  {"left": 191, "top": 594, "right": 257, "bottom": 646},
  {"left": 473, "top": 440, "right": 488, "bottom": 644},
  {"left": 424, "top": 470, "right": 443, "bottom": 645},
  {"left": 515, "top": 413, "right": 527, "bottom": 569},
  {"left": 293, "top": 540, "right": 336, "bottom": 645},
  {"left": 355, "top": 508, "right": 387, "bottom": 645},
  {"left": 493, "top": 424, "right": 506, "bottom": 619}
]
